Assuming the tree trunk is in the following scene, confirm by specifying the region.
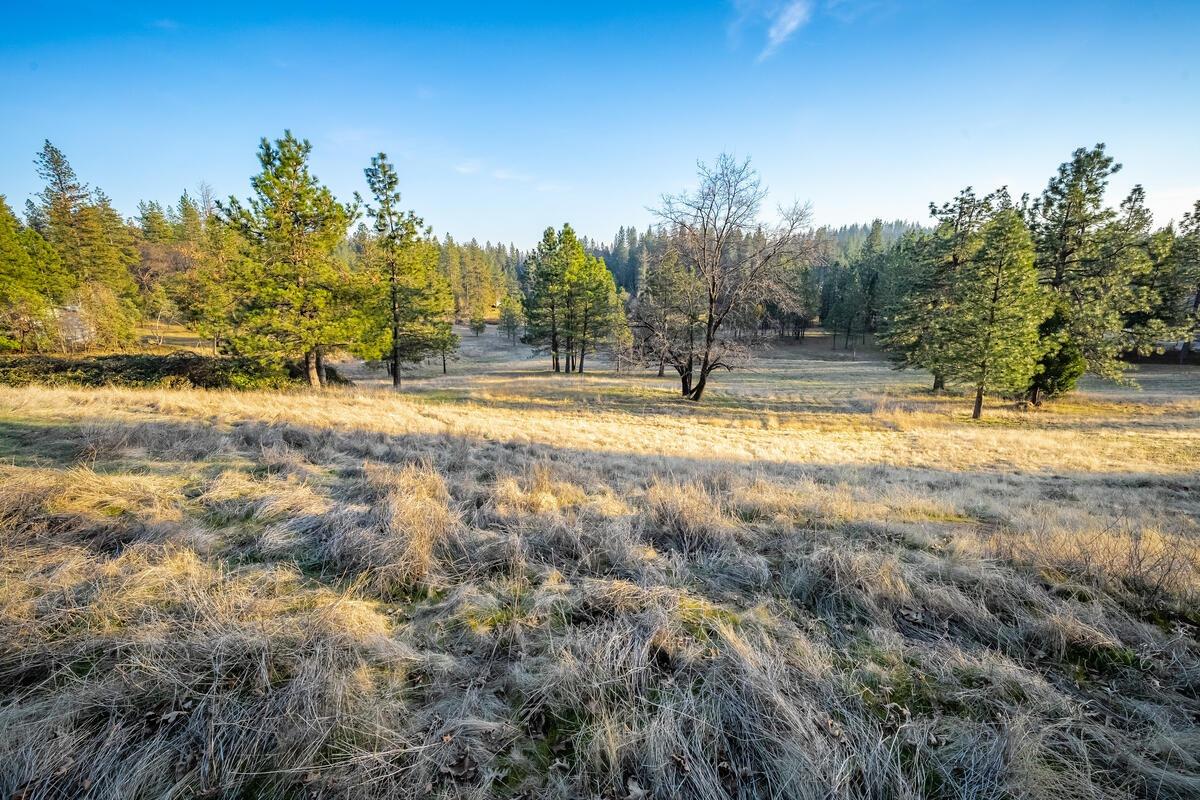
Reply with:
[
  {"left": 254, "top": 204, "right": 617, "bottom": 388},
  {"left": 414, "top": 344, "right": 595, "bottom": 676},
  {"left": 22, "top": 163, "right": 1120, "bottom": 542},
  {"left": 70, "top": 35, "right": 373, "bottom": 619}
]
[
  {"left": 1180, "top": 290, "right": 1199, "bottom": 364},
  {"left": 391, "top": 260, "right": 402, "bottom": 388},
  {"left": 390, "top": 333, "right": 401, "bottom": 388},
  {"left": 657, "top": 351, "right": 666, "bottom": 377},
  {"left": 688, "top": 370, "right": 708, "bottom": 401},
  {"left": 304, "top": 349, "right": 321, "bottom": 388},
  {"left": 315, "top": 347, "right": 328, "bottom": 387},
  {"left": 442, "top": 349, "right": 447, "bottom": 374},
  {"left": 1030, "top": 384, "right": 1042, "bottom": 406},
  {"left": 932, "top": 374, "right": 945, "bottom": 392},
  {"left": 972, "top": 385, "right": 984, "bottom": 419}
]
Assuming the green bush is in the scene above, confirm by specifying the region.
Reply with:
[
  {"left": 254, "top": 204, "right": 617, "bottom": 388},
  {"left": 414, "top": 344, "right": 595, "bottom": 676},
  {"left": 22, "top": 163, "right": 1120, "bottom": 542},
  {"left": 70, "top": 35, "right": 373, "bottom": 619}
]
[{"left": 0, "top": 353, "right": 350, "bottom": 390}]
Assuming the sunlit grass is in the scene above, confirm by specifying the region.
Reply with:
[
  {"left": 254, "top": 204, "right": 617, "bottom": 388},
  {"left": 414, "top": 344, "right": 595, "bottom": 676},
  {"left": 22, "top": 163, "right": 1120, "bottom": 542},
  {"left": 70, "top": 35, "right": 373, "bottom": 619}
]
[{"left": 0, "top": 344, "right": 1198, "bottom": 798}]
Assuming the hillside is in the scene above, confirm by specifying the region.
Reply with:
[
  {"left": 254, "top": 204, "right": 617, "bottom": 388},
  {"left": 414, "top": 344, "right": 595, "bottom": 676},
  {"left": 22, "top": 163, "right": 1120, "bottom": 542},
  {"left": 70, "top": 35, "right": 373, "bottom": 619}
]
[{"left": 1, "top": 340, "right": 1198, "bottom": 799}]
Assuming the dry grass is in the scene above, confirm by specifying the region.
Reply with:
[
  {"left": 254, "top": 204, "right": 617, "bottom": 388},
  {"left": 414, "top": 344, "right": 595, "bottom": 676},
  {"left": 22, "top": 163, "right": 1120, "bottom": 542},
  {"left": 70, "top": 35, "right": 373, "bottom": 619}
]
[{"left": 0, "top": 347, "right": 1198, "bottom": 799}]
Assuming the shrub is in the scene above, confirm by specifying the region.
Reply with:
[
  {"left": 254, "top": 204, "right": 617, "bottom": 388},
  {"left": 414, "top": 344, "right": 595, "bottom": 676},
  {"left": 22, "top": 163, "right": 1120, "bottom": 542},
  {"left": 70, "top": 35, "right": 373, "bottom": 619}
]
[{"left": 0, "top": 353, "right": 350, "bottom": 390}]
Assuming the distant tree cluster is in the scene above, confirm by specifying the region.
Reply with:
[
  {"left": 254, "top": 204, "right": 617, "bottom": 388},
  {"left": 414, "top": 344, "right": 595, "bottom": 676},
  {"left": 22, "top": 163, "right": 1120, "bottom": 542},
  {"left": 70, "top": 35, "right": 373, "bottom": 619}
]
[
  {"left": 523, "top": 224, "right": 626, "bottom": 373},
  {"left": 871, "top": 145, "right": 1199, "bottom": 415},
  {"left": 3, "top": 137, "right": 1196, "bottom": 406},
  {"left": 1, "top": 142, "right": 144, "bottom": 352},
  {"left": 582, "top": 225, "right": 662, "bottom": 294},
  {"left": 437, "top": 236, "right": 522, "bottom": 332},
  {"left": 2, "top": 136, "right": 468, "bottom": 387}
]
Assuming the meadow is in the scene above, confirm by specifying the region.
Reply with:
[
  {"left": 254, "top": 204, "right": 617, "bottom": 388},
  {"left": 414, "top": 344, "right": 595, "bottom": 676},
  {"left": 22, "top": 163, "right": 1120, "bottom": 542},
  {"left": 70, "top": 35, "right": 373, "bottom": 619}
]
[{"left": 1, "top": 332, "right": 1198, "bottom": 799}]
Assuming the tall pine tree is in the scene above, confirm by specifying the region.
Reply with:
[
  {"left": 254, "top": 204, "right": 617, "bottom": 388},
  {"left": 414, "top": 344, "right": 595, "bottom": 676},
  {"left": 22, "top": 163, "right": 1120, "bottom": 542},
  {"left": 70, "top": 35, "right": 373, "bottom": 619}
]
[
  {"left": 219, "top": 132, "right": 357, "bottom": 386},
  {"left": 946, "top": 206, "right": 1048, "bottom": 418}
]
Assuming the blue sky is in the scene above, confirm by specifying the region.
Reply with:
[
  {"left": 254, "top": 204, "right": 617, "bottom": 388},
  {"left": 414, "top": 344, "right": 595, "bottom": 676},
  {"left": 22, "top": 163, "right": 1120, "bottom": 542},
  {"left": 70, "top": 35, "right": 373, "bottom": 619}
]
[{"left": 2, "top": 1, "right": 1198, "bottom": 247}]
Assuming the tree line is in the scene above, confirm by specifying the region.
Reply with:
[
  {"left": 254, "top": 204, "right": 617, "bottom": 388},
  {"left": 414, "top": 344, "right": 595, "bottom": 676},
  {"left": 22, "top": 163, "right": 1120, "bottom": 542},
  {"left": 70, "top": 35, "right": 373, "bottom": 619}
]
[
  {"left": 605, "top": 146, "right": 1197, "bottom": 411},
  {"left": 1, "top": 135, "right": 507, "bottom": 386},
  {"left": 861, "top": 145, "right": 1198, "bottom": 415},
  {"left": 3, "top": 136, "right": 1196, "bottom": 412}
]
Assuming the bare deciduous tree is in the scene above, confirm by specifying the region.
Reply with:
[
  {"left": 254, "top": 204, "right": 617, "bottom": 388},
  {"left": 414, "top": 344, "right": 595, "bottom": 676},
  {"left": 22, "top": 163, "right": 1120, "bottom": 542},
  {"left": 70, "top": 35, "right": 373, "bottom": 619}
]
[{"left": 636, "top": 154, "right": 815, "bottom": 400}]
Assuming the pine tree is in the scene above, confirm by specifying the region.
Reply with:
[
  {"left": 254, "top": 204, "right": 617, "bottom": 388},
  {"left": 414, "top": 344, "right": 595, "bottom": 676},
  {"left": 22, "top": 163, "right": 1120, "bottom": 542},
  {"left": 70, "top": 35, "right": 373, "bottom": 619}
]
[
  {"left": 879, "top": 188, "right": 996, "bottom": 389},
  {"left": 469, "top": 305, "right": 487, "bottom": 336},
  {"left": 944, "top": 207, "right": 1049, "bottom": 418},
  {"left": 1175, "top": 202, "right": 1200, "bottom": 361},
  {"left": 137, "top": 201, "right": 173, "bottom": 244},
  {"left": 825, "top": 260, "right": 865, "bottom": 350},
  {"left": 32, "top": 140, "right": 89, "bottom": 245},
  {"left": 174, "top": 192, "right": 204, "bottom": 245},
  {"left": 524, "top": 226, "right": 567, "bottom": 371},
  {"left": 565, "top": 251, "right": 619, "bottom": 373},
  {"left": 0, "top": 196, "right": 67, "bottom": 351},
  {"left": 498, "top": 293, "right": 524, "bottom": 343},
  {"left": 361, "top": 152, "right": 438, "bottom": 387},
  {"left": 1026, "top": 144, "right": 1158, "bottom": 401},
  {"left": 28, "top": 142, "right": 141, "bottom": 348},
  {"left": 218, "top": 131, "right": 357, "bottom": 386},
  {"left": 173, "top": 217, "right": 247, "bottom": 355}
]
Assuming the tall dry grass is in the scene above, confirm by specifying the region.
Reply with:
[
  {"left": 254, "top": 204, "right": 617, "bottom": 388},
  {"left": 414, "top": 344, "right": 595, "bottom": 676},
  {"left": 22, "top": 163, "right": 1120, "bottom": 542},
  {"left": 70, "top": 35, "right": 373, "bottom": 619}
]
[{"left": 0, "top": 366, "right": 1197, "bottom": 799}]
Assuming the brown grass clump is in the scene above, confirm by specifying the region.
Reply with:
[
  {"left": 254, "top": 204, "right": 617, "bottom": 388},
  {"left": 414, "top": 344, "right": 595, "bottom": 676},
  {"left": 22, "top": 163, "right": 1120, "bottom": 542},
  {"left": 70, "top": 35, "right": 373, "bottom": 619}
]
[
  {"left": 317, "top": 462, "right": 458, "bottom": 596},
  {"left": 0, "top": 465, "right": 187, "bottom": 549},
  {"left": 0, "top": 354, "right": 1198, "bottom": 799},
  {"left": 645, "top": 477, "right": 741, "bottom": 553}
]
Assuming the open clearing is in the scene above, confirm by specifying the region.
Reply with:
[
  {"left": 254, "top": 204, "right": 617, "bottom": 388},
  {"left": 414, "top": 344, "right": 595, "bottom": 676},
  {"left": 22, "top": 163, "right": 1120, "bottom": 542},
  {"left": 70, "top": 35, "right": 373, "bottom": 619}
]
[{"left": 1, "top": 334, "right": 1198, "bottom": 799}]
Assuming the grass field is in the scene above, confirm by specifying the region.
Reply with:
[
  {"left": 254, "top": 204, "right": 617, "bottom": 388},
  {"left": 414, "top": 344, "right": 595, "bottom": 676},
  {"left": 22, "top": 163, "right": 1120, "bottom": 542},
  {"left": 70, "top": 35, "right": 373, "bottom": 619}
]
[{"left": 1, "top": 329, "right": 1198, "bottom": 799}]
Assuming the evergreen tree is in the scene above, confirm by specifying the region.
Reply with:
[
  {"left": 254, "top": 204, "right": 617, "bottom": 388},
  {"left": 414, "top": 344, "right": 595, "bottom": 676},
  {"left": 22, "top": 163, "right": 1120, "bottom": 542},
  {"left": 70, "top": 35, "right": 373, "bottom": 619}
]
[
  {"left": 824, "top": 260, "right": 865, "bottom": 350},
  {"left": 944, "top": 207, "right": 1049, "bottom": 418},
  {"left": 361, "top": 152, "right": 444, "bottom": 387},
  {"left": 1175, "top": 201, "right": 1200, "bottom": 361},
  {"left": 564, "top": 251, "right": 619, "bottom": 373},
  {"left": 174, "top": 192, "right": 205, "bottom": 245},
  {"left": 0, "top": 196, "right": 68, "bottom": 351},
  {"left": 137, "top": 201, "right": 173, "bottom": 244},
  {"left": 32, "top": 140, "right": 89, "bottom": 248},
  {"left": 1026, "top": 144, "right": 1158, "bottom": 401},
  {"left": 524, "top": 226, "right": 567, "bottom": 371},
  {"left": 880, "top": 188, "right": 996, "bottom": 389},
  {"left": 173, "top": 216, "right": 247, "bottom": 355},
  {"left": 353, "top": 235, "right": 455, "bottom": 375},
  {"left": 27, "top": 143, "right": 141, "bottom": 348},
  {"left": 218, "top": 131, "right": 357, "bottom": 386},
  {"left": 498, "top": 293, "right": 524, "bottom": 343}
]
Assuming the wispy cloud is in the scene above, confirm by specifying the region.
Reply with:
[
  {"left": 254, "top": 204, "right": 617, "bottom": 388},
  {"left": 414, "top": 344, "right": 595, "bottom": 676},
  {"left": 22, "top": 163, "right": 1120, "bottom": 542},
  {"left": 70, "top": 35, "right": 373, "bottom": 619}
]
[
  {"left": 734, "top": 0, "right": 889, "bottom": 60},
  {"left": 491, "top": 167, "right": 534, "bottom": 182},
  {"left": 758, "top": 2, "right": 813, "bottom": 60},
  {"left": 150, "top": 18, "right": 179, "bottom": 31},
  {"left": 454, "top": 160, "right": 557, "bottom": 189}
]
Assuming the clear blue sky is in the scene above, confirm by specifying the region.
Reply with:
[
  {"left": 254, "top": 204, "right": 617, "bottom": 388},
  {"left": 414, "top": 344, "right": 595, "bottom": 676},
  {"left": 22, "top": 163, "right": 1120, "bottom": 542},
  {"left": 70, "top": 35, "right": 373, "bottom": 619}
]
[{"left": 2, "top": 1, "right": 1197, "bottom": 247}]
